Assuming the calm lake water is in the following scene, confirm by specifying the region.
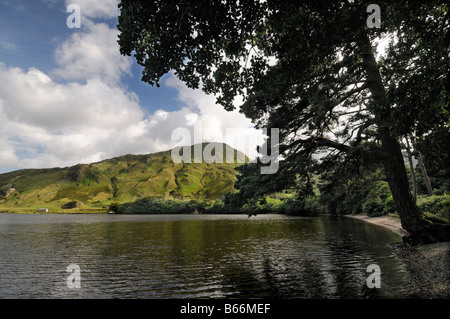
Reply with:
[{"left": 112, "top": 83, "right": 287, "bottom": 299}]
[{"left": 0, "top": 214, "right": 415, "bottom": 299}]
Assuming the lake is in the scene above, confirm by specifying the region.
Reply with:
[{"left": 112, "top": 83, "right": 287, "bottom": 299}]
[{"left": 0, "top": 214, "right": 415, "bottom": 299}]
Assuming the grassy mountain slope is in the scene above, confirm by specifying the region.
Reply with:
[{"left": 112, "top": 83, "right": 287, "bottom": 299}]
[{"left": 0, "top": 143, "right": 248, "bottom": 213}]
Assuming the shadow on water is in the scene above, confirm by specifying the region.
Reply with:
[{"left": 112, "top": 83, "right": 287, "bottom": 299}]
[{"left": 210, "top": 216, "right": 412, "bottom": 299}]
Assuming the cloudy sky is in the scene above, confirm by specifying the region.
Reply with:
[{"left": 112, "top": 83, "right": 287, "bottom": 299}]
[{"left": 0, "top": 0, "right": 263, "bottom": 173}]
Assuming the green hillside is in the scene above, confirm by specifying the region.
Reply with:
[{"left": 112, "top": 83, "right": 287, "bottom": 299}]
[{"left": 0, "top": 143, "right": 248, "bottom": 213}]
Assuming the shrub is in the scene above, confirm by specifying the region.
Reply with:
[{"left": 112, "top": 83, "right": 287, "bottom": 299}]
[
  {"left": 117, "top": 197, "right": 222, "bottom": 214},
  {"left": 362, "top": 181, "right": 391, "bottom": 217},
  {"left": 382, "top": 196, "right": 397, "bottom": 215},
  {"left": 108, "top": 202, "right": 121, "bottom": 213},
  {"left": 304, "top": 196, "right": 325, "bottom": 215},
  {"left": 362, "top": 197, "right": 384, "bottom": 217},
  {"left": 281, "top": 198, "right": 306, "bottom": 215},
  {"left": 62, "top": 201, "right": 81, "bottom": 209},
  {"left": 417, "top": 194, "right": 450, "bottom": 222}
]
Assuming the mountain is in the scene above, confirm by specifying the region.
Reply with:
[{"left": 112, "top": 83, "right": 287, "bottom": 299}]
[{"left": 0, "top": 143, "right": 249, "bottom": 213}]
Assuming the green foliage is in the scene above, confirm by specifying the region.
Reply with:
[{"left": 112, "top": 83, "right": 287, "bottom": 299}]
[
  {"left": 231, "top": 161, "right": 300, "bottom": 206},
  {"left": 417, "top": 194, "right": 450, "bottom": 222},
  {"left": 318, "top": 160, "right": 388, "bottom": 216},
  {"left": 383, "top": 196, "right": 397, "bottom": 216},
  {"left": 118, "top": 197, "right": 236, "bottom": 215},
  {"left": 0, "top": 144, "right": 245, "bottom": 212},
  {"left": 61, "top": 201, "right": 81, "bottom": 209},
  {"left": 362, "top": 181, "right": 392, "bottom": 217},
  {"left": 278, "top": 196, "right": 325, "bottom": 216},
  {"left": 415, "top": 126, "right": 450, "bottom": 195},
  {"left": 219, "top": 157, "right": 321, "bottom": 216},
  {"left": 118, "top": 0, "right": 449, "bottom": 238}
]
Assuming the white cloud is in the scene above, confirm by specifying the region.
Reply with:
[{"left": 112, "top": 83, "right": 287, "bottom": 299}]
[
  {"left": 52, "top": 22, "right": 132, "bottom": 86},
  {"left": 66, "top": 0, "right": 119, "bottom": 19},
  {"left": 165, "top": 75, "right": 265, "bottom": 160},
  {"left": 0, "top": 39, "right": 16, "bottom": 53},
  {"left": 0, "top": 137, "right": 18, "bottom": 168},
  {"left": 0, "top": 63, "right": 263, "bottom": 171},
  {"left": 0, "top": 1, "right": 263, "bottom": 172},
  {"left": 0, "top": 65, "right": 142, "bottom": 131},
  {"left": 0, "top": 63, "right": 148, "bottom": 168}
]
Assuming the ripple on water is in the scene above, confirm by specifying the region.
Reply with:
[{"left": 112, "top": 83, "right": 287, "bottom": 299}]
[{"left": 0, "top": 214, "right": 414, "bottom": 298}]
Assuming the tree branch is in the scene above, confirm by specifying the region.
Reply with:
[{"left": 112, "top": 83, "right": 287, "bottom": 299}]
[{"left": 285, "top": 136, "right": 354, "bottom": 156}]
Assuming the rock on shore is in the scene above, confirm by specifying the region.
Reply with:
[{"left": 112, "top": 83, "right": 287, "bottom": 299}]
[
  {"left": 346, "top": 214, "right": 449, "bottom": 299},
  {"left": 393, "top": 241, "right": 449, "bottom": 298}
]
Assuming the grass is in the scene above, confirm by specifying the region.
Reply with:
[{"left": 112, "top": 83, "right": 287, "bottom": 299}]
[{"left": 0, "top": 144, "right": 247, "bottom": 213}]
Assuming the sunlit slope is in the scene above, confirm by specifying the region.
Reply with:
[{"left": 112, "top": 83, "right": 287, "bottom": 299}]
[{"left": 0, "top": 143, "right": 248, "bottom": 212}]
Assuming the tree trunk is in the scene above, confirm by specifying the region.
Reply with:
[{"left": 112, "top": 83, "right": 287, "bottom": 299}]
[
  {"left": 358, "top": 34, "right": 449, "bottom": 244},
  {"left": 379, "top": 131, "right": 423, "bottom": 233},
  {"left": 379, "top": 130, "right": 448, "bottom": 244},
  {"left": 416, "top": 148, "right": 434, "bottom": 196},
  {"left": 404, "top": 137, "right": 417, "bottom": 202}
]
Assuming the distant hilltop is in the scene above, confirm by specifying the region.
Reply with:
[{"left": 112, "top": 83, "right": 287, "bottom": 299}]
[{"left": 0, "top": 143, "right": 249, "bottom": 213}]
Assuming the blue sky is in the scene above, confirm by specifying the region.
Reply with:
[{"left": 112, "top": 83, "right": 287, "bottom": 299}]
[
  {"left": 0, "top": 0, "right": 262, "bottom": 173},
  {"left": 1, "top": 0, "right": 180, "bottom": 111}
]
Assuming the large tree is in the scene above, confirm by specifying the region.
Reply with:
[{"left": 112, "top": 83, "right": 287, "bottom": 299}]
[{"left": 117, "top": 0, "right": 449, "bottom": 243}]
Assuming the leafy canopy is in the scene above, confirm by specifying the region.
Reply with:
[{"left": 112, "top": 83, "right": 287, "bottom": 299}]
[
  {"left": 118, "top": 0, "right": 448, "bottom": 157},
  {"left": 118, "top": 1, "right": 449, "bottom": 236}
]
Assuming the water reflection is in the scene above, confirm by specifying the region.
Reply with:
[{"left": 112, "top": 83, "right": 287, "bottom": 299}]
[{"left": 0, "top": 214, "right": 413, "bottom": 298}]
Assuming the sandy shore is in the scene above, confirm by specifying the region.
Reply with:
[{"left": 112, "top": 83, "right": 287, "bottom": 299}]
[
  {"left": 346, "top": 214, "right": 410, "bottom": 237},
  {"left": 346, "top": 214, "right": 449, "bottom": 299}
]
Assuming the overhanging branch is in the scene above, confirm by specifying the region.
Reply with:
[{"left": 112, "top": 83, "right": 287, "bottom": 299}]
[{"left": 285, "top": 136, "right": 354, "bottom": 155}]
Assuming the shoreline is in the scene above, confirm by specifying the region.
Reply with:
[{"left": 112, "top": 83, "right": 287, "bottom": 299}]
[
  {"left": 345, "top": 214, "right": 410, "bottom": 237},
  {"left": 346, "top": 214, "right": 449, "bottom": 299}
]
